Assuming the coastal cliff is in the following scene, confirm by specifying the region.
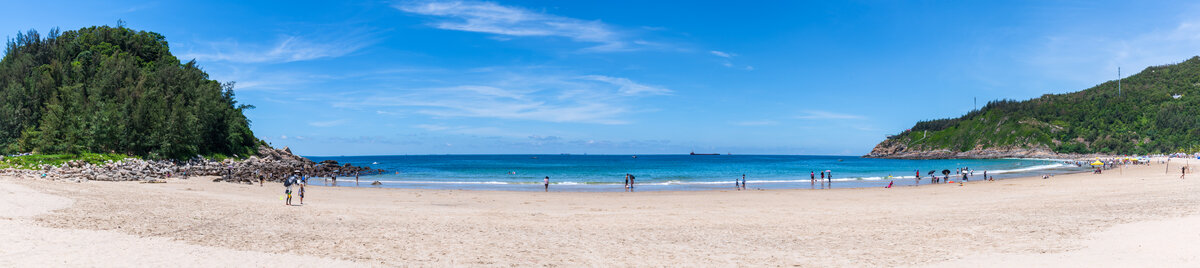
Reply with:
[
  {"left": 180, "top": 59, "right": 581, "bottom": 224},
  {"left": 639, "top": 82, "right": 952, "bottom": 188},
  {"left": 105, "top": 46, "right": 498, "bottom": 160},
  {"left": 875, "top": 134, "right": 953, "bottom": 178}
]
[{"left": 867, "top": 56, "right": 1200, "bottom": 159}]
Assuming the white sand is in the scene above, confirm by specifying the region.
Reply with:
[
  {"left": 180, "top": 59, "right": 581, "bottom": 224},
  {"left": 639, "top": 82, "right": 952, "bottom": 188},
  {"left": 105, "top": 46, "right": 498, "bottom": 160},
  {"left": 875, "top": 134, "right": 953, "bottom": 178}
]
[
  {"left": 0, "top": 182, "right": 362, "bottom": 267},
  {"left": 1, "top": 158, "right": 1198, "bottom": 266}
]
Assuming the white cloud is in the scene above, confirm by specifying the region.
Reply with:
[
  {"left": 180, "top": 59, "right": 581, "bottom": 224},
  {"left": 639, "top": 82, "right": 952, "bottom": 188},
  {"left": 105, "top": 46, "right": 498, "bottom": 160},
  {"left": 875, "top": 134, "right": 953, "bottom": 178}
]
[
  {"left": 396, "top": 0, "right": 633, "bottom": 51},
  {"left": 710, "top": 50, "right": 733, "bottom": 58},
  {"left": 335, "top": 73, "right": 670, "bottom": 124},
  {"left": 182, "top": 35, "right": 369, "bottom": 64},
  {"left": 796, "top": 111, "right": 865, "bottom": 120},
  {"left": 308, "top": 119, "right": 348, "bottom": 127}
]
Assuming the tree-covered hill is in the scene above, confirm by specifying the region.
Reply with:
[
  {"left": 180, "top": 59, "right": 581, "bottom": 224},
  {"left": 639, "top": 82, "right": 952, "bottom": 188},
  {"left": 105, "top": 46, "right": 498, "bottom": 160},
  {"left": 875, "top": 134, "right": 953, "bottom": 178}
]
[
  {"left": 0, "top": 25, "right": 258, "bottom": 159},
  {"left": 868, "top": 56, "right": 1200, "bottom": 158}
]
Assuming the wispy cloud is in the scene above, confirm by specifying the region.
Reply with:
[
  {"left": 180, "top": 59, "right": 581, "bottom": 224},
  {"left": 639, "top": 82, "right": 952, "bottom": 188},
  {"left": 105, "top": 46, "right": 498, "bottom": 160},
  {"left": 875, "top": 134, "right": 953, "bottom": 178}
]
[
  {"left": 1029, "top": 17, "right": 1200, "bottom": 86},
  {"left": 732, "top": 120, "right": 777, "bottom": 126},
  {"left": 182, "top": 35, "right": 370, "bottom": 64},
  {"left": 709, "top": 50, "right": 753, "bottom": 70},
  {"left": 413, "top": 124, "right": 525, "bottom": 137},
  {"left": 395, "top": 0, "right": 634, "bottom": 51},
  {"left": 335, "top": 72, "right": 671, "bottom": 124},
  {"left": 309, "top": 119, "right": 348, "bottom": 127},
  {"left": 796, "top": 111, "right": 865, "bottom": 120},
  {"left": 580, "top": 75, "right": 672, "bottom": 96}
]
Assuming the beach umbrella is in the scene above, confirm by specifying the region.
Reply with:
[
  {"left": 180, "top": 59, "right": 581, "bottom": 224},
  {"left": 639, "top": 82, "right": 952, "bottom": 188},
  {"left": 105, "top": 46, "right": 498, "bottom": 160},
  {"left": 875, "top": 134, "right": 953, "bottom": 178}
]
[
  {"left": 941, "top": 169, "right": 950, "bottom": 176},
  {"left": 1090, "top": 161, "right": 1105, "bottom": 166}
]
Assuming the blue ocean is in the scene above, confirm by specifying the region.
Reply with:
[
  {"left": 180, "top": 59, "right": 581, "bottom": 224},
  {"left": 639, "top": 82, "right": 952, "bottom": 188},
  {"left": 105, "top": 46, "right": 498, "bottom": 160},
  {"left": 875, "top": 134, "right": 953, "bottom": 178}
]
[{"left": 304, "top": 155, "right": 1086, "bottom": 191}]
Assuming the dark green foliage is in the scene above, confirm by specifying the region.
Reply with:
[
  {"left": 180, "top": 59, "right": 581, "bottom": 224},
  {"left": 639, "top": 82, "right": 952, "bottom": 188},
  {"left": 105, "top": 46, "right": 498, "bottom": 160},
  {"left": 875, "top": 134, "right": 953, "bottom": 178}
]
[
  {"left": 0, "top": 153, "right": 131, "bottom": 170},
  {"left": 0, "top": 25, "right": 257, "bottom": 159},
  {"left": 890, "top": 56, "right": 1200, "bottom": 155}
]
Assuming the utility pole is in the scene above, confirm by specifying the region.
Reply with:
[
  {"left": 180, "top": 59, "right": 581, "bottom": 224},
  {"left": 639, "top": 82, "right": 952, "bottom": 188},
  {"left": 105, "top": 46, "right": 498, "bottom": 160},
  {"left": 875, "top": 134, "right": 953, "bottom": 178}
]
[{"left": 974, "top": 97, "right": 977, "bottom": 111}]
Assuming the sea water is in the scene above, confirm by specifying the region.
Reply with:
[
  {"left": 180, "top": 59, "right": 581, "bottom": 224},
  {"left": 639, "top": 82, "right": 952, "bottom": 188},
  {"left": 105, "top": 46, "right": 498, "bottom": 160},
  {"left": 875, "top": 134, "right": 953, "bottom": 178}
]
[{"left": 304, "top": 155, "right": 1087, "bottom": 191}]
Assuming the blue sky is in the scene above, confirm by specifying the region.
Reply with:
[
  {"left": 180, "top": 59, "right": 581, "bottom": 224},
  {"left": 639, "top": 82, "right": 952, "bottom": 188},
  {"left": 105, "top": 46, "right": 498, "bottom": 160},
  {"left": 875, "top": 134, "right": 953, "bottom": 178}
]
[{"left": 4, "top": 1, "right": 1200, "bottom": 156}]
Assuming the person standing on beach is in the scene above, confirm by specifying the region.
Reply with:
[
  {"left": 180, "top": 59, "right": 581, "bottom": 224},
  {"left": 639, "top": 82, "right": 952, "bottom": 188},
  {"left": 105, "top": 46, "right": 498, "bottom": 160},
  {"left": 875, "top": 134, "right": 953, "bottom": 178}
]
[
  {"left": 298, "top": 179, "right": 306, "bottom": 205},
  {"left": 284, "top": 173, "right": 296, "bottom": 206},
  {"left": 811, "top": 171, "right": 816, "bottom": 187},
  {"left": 983, "top": 170, "right": 987, "bottom": 182},
  {"left": 355, "top": 171, "right": 360, "bottom": 185},
  {"left": 544, "top": 176, "right": 550, "bottom": 192}
]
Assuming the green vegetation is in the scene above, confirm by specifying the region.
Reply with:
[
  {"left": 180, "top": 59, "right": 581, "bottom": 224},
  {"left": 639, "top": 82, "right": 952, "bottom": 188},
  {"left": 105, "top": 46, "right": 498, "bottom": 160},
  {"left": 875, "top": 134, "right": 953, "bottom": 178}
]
[
  {"left": 0, "top": 153, "right": 131, "bottom": 170},
  {"left": 887, "top": 56, "right": 1200, "bottom": 155},
  {"left": 0, "top": 24, "right": 258, "bottom": 159}
]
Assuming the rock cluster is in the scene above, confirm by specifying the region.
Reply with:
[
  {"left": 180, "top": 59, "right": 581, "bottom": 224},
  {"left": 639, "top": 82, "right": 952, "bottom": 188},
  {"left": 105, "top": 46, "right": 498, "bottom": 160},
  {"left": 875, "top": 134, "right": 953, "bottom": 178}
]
[{"left": 1, "top": 145, "right": 384, "bottom": 184}]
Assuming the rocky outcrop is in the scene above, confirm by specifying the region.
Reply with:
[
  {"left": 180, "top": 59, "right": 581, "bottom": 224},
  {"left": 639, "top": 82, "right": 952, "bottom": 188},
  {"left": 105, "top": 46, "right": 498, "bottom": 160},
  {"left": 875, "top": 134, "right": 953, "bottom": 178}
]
[
  {"left": 866, "top": 139, "right": 1062, "bottom": 159},
  {"left": 1, "top": 145, "right": 385, "bottom": 183}
]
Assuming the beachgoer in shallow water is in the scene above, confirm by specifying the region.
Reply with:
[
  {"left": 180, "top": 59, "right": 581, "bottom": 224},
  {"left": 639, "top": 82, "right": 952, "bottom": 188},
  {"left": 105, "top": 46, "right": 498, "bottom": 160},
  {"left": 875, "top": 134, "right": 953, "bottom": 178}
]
[
  {"left": 810, "top": 171, "right": 816, "bottom": 185},
  {"left": 544, "top": 176, "right": 550, "bottom": 192},
  {"left": 625, "top": 174, "right": 630, "bottom": 192},
  {"left": 629, "top": 175, "right": 635, "bottom": 191},
  {"left": 827, "top": 171, "right": 832, "bottom": 188},
  {"left": 734, "top": 174, "right": 744, "bottom": 191}
]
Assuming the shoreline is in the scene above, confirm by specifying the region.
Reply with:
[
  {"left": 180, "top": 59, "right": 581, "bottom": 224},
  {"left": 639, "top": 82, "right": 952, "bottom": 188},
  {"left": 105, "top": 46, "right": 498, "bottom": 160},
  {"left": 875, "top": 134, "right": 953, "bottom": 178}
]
[{"left": 3, "top": 157, "right": 1198, "bottom": 266}]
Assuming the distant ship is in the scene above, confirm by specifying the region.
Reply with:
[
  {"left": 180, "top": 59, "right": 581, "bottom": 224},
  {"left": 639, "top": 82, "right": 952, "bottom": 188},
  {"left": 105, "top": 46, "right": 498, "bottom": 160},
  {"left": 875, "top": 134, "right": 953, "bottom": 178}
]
[{"left": 690, "top": 151, "right": 720, "bottom": 156}]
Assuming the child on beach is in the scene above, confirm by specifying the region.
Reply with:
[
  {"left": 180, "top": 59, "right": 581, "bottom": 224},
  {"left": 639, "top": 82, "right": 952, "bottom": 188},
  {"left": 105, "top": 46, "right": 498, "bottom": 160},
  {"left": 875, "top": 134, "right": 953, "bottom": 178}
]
[
  {"left": 299, "top": 181, "right": 306, "bottom": 205},
  {"left": 544, "top": 176, "right": 550, "bottom": 192}
]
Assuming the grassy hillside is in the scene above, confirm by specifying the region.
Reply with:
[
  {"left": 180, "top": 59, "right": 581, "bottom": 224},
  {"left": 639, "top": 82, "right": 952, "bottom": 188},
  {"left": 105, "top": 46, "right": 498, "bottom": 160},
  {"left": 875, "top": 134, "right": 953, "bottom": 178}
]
[
  {"left": 881, "top": 56, "right": 1200, "bottom": 155},
  {"left": 0, "top": 25, "right": 258, "bottom": 159}
]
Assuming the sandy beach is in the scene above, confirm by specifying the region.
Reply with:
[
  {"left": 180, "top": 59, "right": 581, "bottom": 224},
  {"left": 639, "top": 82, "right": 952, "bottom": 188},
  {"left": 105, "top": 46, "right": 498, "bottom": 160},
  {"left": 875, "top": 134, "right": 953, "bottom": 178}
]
[{"left": 2, "top": 159, "right": 1199, "bottom": 267}]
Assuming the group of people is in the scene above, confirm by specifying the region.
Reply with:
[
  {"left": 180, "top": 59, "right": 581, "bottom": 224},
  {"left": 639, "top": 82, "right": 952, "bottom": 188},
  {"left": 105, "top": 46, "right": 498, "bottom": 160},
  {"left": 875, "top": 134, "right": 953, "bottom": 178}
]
[
  {"left": 735, "top": 174, "right": 747, "bottom": 190},
  {"left": 911, "top": 168, "right": 994, "bottom": 186},
  {"left": 283, "top": 170, "right": 306, "bottom": 206},
  {"left": 540, "top": 174, "right": 637, "bottom": 192},
  {"left": 808, "top": 170, "right": 834, "bottom": 188}
]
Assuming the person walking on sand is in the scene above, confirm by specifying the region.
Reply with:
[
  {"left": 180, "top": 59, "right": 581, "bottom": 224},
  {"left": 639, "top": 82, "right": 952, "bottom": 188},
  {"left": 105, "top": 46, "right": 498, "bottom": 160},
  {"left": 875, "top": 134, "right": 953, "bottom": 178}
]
[
  {"left": 544, "top": 176, "right": 550, "bottom": 192},
  {"left": 1182, "top": 166, "right": 1187, "bottom": 179}
]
